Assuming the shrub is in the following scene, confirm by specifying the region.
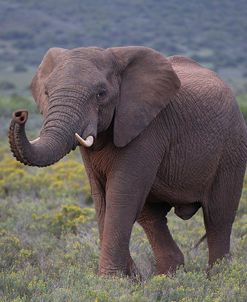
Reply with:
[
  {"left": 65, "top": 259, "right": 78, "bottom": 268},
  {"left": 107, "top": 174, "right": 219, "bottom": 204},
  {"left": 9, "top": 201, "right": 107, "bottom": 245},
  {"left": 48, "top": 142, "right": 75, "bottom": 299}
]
[
  {"left": 0, "top": 155, "right": 91, "bottom": 201},
  {"left": 0, "top": 156, "right": 35, "bottom": 196},
  {"left": 32, "top": 205, "right": 95, "bottom": 237},
  {"left": 0, "top": 230, "right": 35, "bottom": 270},
  {"left": 37, "top": 160, "right": 91, "bottom": 201}
]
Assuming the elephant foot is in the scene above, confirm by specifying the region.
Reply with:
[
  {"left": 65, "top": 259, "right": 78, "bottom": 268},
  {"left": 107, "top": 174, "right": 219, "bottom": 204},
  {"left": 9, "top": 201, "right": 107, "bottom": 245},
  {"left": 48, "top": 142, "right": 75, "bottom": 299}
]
[
  {"left": 156, "top": 251, "right": 184, "bottom": 275},
  {"left": 98, "top": 256, "right": 142, "bottom": 280},
  {"left": 206, "top": 253, "right": 231, "bottom": 278}
]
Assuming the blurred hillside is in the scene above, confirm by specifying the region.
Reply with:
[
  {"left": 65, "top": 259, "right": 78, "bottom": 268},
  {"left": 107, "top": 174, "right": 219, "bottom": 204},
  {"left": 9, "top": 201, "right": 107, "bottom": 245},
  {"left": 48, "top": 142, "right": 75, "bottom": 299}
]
[{"left": 0, "top": 0, "right": 247, "bottom": 96}]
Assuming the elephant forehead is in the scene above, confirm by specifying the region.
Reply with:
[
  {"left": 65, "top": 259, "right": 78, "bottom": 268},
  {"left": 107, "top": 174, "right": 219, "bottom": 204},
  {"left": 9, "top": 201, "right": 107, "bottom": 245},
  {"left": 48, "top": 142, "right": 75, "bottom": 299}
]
[
  {"left": 68, "top": 47, "right": 104, "bottom": 58},
  {"left": 65, "top": 47, "right": 112, "bottom": 68},
  {"left": 46, "top": 62, "right": 106, "bottom": 88}
]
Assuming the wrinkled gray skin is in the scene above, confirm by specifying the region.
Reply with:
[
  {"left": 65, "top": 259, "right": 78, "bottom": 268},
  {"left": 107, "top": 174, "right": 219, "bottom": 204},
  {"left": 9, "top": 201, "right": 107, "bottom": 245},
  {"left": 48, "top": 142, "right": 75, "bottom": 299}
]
[{"left": 9, "top": 47, "right": 247, "bottom": 277}]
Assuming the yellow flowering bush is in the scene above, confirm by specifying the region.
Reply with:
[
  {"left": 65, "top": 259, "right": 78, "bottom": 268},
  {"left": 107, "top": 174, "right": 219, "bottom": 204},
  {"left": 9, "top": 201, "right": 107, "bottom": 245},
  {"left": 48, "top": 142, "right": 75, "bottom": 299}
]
[
  {"left": 51, "top": 205, "right": 95, "bottom": 236},
  {"left": 32, "top": 204, "right": 95, "bottom": 237},
  {"left": 0, "top": 156, "right": 35, "bottom": 196},
  {"left": 0, "top": 154, "right": 91, "bottom": 201}
]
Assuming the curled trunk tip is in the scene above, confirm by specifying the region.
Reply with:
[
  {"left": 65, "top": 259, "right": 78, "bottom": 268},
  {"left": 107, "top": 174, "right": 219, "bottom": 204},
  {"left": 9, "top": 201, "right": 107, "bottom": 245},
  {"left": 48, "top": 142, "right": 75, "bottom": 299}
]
[
  {"left": 12, "top": 109, "right": 28, "bottom": 124},
  {"left": 9, "top": 109, "right": 73, "bottom": 167}
]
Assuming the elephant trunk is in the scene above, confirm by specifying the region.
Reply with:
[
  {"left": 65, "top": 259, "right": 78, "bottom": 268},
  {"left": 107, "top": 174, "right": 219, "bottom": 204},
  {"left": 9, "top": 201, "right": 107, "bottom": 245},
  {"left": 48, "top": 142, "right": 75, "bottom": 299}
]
[
  {"left": 9, "top": 109, "right": 76, "bottom": 167},
  {"left": 8, "top": 89, "right": 96, "bottom": 167}
]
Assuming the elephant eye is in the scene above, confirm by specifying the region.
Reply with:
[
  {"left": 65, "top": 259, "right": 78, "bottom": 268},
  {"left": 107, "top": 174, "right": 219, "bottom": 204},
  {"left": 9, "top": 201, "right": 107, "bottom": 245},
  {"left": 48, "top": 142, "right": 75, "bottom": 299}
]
[{"left": 96, "top": 89, "right": 107, "bottom": 100}]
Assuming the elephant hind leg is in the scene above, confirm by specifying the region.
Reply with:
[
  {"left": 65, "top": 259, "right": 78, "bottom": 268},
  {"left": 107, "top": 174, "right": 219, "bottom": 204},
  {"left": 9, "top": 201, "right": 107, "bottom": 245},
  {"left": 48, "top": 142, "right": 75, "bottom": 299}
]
[
  {"left": 137, "top": 200, "right": 184, "bottom": 275},
  {"left": 203, "top": 163, "right": 245, "bottom": 267}
]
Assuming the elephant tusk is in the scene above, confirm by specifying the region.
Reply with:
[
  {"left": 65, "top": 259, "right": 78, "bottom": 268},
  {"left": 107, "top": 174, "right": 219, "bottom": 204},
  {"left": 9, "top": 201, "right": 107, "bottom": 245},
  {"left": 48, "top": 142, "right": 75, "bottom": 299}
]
[
  {"left": 30, "top": 137, "right": 40, "bottom": 144},
  {"left": 75, "top": 133, "right": 94, "bottom": 147}
]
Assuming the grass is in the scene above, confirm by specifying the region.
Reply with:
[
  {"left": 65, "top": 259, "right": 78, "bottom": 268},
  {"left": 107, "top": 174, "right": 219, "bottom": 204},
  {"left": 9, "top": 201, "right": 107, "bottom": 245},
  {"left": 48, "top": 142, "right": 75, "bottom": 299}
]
[{"left": 0, "top": 94, "right": 247, "bottom": 301}]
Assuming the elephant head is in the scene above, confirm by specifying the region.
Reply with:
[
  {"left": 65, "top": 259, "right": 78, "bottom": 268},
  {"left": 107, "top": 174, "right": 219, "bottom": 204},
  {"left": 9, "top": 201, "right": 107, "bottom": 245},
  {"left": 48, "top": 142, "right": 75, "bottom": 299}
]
[{"left": 9, "top": 46, "right": 180, "bottom": 167}]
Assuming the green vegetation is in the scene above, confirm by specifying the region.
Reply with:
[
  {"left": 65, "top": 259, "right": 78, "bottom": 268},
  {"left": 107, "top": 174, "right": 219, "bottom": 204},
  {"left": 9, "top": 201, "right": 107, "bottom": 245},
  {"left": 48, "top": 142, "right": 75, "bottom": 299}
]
[
  {"left": 0, "top": 94, "right": 246, "bottom": 301},
  {"left": 0, "top": 154, "right": 91, "bottom": 202},
  {"left": 0, "top": 95, "right": 37, "bottom": 116},
  {"left": 237, "top": 94, "right": 247, "bottom": 122}
]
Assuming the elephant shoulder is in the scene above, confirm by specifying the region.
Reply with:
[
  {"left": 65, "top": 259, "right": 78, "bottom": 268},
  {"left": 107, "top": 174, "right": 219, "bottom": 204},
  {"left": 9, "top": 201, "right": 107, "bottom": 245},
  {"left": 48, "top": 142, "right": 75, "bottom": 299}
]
[
  {"left": 168, "top": 55, "right": 222, "bottom": 87},
  {"left": 168, "top": 55, "right": 202, "bottom": 69}
]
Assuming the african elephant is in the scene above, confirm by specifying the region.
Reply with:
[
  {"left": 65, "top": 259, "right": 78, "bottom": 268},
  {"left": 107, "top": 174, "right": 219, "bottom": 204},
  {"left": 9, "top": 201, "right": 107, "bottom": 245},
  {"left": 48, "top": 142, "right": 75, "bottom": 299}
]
[{"left": 9, "top": 46, "right": 247, "bottom": 276}]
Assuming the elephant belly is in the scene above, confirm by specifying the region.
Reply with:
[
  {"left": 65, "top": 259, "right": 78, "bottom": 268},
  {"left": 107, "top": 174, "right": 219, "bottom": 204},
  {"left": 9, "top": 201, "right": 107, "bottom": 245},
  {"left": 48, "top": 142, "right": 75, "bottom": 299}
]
[
  {"left": 150, "top": 128, "right": 223, "bottom": 206},
  {"left": 150, "top": 155, "right": 218, "bottom": 205},
  {"left": 150, "top": 178, "right": 203, "bottom": 205}
]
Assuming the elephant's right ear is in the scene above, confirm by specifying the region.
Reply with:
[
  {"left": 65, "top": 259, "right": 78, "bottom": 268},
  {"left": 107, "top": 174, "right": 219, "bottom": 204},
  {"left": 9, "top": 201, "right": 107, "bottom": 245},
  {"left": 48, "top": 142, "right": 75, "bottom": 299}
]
[{"left": 31, "top": 47, "right": 66, "bottom": 116}]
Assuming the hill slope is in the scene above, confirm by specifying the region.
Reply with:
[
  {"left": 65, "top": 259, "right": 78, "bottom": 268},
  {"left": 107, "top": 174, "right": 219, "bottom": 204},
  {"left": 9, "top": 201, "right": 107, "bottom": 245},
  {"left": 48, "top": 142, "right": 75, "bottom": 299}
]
[{"left": 0, "top": 0, "right": 247, "bottom": 94}]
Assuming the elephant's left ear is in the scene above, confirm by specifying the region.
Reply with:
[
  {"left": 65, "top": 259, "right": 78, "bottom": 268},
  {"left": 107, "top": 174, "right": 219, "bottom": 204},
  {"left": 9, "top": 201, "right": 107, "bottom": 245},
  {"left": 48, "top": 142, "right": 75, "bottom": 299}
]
[
  {"left": 109, "top": 46, "right": 181, "bottom": 147},
  {"left": 31, "top": 47, "right": 66, "bottom": 116}
]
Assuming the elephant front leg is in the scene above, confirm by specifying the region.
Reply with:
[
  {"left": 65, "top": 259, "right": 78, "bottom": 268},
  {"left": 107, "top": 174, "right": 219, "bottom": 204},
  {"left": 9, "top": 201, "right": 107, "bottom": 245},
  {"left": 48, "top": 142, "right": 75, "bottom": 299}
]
[
  {"left": 93, "top": 188, "right": 139, "bottom": 277},
  {"left": 80, "top": 149, "right": 140, "bottom": 276},
  {"left": 97, "top": 135, "right": 164, "bottom": 276},
  {"left": 98, "top": 190, "right": 147, "bottom": 276}
]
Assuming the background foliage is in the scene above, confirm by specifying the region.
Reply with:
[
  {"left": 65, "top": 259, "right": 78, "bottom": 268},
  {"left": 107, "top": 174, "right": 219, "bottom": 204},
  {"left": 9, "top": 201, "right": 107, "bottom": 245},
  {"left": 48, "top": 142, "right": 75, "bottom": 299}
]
[{"left": 0, "top": 0, "right": 247, "bottom": 301}]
